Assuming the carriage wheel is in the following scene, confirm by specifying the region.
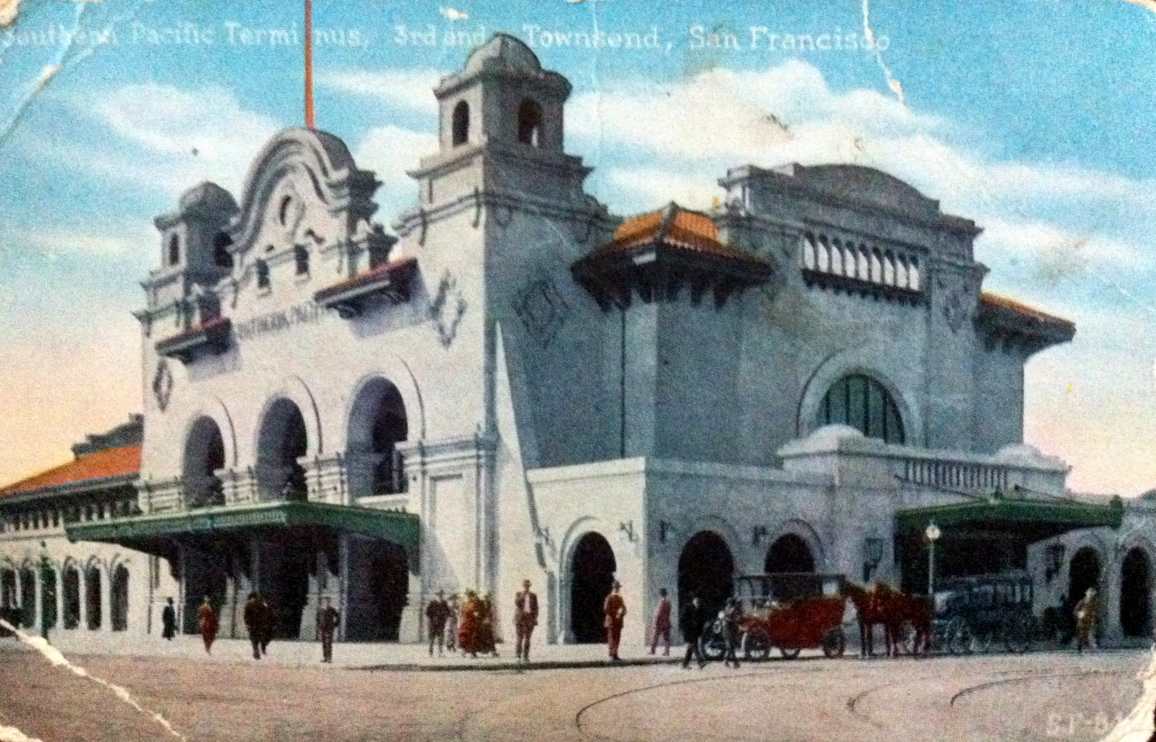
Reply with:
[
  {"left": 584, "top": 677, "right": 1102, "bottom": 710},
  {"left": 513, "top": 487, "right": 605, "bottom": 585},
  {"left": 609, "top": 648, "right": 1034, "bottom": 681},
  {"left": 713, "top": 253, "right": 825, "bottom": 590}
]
[
  {"left": 822, "top": 628, "right": 846, "bottom": 658},
  {"left": 1004, "top": 615, "right": 1031, "bottom": 654},
  {"left": 742, "top": 627, "right": 771, "bottom": 661},
  {"left": 947, "top": 618, "right": 973, "bottom": 655},
  {"left": 700, "top": 624, "right": 727, "bottom": 661},
  {"left": 898, "top": 621, "right": 917, "bottom": 655},
  {"left": 969, "top": 630, "right": 993, "bottom": 654},
  {"left": 779, "top": 647, "right": 802, "bottom": 660}
]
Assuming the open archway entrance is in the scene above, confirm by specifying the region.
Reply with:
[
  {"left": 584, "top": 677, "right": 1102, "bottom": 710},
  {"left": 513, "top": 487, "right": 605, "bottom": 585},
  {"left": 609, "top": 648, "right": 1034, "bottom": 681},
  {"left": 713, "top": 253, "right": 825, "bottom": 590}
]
[
  {"left": 40, "top": 565, "right": 57, "bottom": 631},
  {"left": 765, "top": 534, "right": 816, "bottom": 574},
  {"left": 182, "top": 551, "right": 227, "bottom": 634},
  {"left": 1120, "top": 548, "right": 1151, "bottom": 638},
  {"left": 257, "top": 399, "right": 308, "bottom": 500},
  {"left": 345, "top": 538, "right": 410, "bottom": 641},
  {"left": 347, "top": 379, "right": 409, "bottom": 498},
  {"left": 0, "top": 568, "right": 15, "bottom": 609},
  {"left": 85, "top": 566, "right": 102, "bottom": 630},
  {"left": 19, "top": 567, "right": 35, "bottom": 628},
  {"left": 569, "top": 532, "right": 616, "bottom": 643},
  {"left": 1068, "top": 548, "right": 1101, "bottom": 607},
  {"left": 678, "top": 531, "right": 734, "bottom": 617},
  {"left": 62, "top": 565, "right": 80, "bottom": 629},
  {"left": 183, "top": 417, "right": 226, "bottom": 508},
  {"left": 110, "top": 565, "right": 129, "bottom": 631}
]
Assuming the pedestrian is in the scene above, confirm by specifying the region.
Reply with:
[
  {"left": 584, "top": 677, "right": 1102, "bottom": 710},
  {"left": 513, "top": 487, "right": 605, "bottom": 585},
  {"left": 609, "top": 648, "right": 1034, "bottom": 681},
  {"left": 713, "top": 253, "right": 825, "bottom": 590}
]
[
  {"left": 604, "top": 580, "right": 627, "bottom": 662},
  {"left": 258, "top": 593, "right": 275, "bottom": 656},
  {"left": 514, "top": 579, "right": 538, "bottom": 663},
  {"left": 722, "top": 596, "right": 742, "bottom": 669},
  {"left": 649, "top": 588, "right": 672, "bottom": 656},
  {"left": 445, "top": 594, "right": 459, "bottom": 653},
  {"left": 478, "top": 592, "right": 499, "bottom": 657},
  {"left": 426, "top": 590, "right": 450, "bottom": 657},
  {"left": 1074, "top": 587, "right": 1099, "bottom": 653},
  {"left": 161, "top": 597, "right": 177, "bottom": 641},
  {"left": 680, "top": 594, "right": 706, "bottom": 670},
  {"left": 197, "top": 596, "right": 217, "bottom": 655},
  {"left": 317, "top": 597, "right": 340, "bottom": 664},
  {"left": 459, "top": 590, "right": 481, "bottom": 658},
  {"left": 243, "top": 592, "right": 263, "bottom": 659}
]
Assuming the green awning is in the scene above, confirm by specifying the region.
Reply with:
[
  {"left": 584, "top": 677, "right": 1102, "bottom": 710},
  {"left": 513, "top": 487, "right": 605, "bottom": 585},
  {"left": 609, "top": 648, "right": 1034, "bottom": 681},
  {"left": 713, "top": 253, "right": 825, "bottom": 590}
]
[
  {"left": 65, "top": 501, "right": 420, "bottom": 554},
  {"left": 896, "top": 495, "right": 1123, "bottom": 542}
]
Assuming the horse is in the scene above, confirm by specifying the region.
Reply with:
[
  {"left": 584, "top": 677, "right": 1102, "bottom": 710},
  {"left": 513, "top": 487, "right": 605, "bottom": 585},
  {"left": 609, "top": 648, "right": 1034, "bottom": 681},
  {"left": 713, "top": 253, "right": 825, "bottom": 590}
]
[
  {"left": 843, "top": 581, "right": 933, "bottom": 657},
  {"left": 842, "top": 581, "right": 892, "bottom": 658}
]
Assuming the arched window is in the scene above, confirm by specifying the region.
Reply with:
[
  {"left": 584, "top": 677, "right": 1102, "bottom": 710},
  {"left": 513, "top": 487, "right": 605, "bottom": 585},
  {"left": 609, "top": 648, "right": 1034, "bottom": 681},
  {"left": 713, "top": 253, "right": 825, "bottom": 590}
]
[
  {"left": 517, "top": 99, "right": 543, "bottom": 147},
  {"left": 452, "top": 100, "right": 469, "bottom": 146},
  {"left": 167, "top": 235, "right": 180, "bottom": 266},
  {"left": 817, "top": 374, "right": 905, "bottom": 444},
  {"left": 802, "top": 234, "right": 817, "bottom": 269}
]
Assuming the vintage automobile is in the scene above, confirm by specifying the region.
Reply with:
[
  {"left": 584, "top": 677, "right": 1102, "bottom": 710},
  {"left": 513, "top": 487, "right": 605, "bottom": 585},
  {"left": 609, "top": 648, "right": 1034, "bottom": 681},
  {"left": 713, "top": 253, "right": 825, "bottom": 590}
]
[
  {"left": 928, "top": 572, "right": 1035, "bottom": 654},
  {"left": 702, "top": 573, "right": 848, "bottom": 661}
]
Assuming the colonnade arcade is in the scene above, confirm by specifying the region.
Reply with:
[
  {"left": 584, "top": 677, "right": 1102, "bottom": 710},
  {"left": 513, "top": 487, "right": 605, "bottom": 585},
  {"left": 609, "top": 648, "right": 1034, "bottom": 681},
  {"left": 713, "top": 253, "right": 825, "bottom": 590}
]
[{"left": 0, "top": 556, "right": 128, "bottom": 634}]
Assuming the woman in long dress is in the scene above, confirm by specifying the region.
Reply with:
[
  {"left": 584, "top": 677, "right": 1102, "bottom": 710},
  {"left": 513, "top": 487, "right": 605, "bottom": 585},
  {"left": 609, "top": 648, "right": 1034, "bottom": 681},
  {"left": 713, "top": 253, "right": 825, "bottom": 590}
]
[
  {"left": 477, "top": 593, "right": 499, "bottom": 657},
  {"left": 197, "top": 596, "right": 218, "bottom": 654},
  {"left": 458, "top": 591, "right": 480, "bottom": 658}
]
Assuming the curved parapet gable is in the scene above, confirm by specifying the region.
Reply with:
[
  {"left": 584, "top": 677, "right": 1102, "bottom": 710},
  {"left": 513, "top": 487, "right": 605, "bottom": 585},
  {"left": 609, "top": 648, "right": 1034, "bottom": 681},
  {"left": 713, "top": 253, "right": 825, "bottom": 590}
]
[{"left": 224, "top": 128, "right": 381, "bottom": 263}]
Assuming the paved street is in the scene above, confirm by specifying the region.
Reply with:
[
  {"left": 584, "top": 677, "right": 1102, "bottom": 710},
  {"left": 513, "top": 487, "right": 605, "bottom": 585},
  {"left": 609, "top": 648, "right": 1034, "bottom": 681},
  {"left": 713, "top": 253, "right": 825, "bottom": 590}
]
[{"left": 0, "top": 639, "right": 1150, "bottom": 741}]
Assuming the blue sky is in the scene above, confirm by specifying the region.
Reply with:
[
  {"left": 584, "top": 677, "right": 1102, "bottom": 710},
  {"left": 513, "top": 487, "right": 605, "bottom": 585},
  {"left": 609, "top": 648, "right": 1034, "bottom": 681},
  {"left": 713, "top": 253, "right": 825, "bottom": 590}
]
[{"left": 1, "top": 0, "right": 1154, "bottom": 495}]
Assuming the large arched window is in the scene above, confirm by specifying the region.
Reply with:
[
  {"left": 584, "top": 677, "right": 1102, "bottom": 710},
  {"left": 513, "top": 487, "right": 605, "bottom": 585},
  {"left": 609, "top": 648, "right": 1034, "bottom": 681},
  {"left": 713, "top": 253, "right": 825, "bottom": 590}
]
[
  {"left": 452, "top": 100, "right": 469, "bottom": 146},
  {"left": 817, "top": 374, "right": 905, "bottom": 444},
  {"left": 517, "top": 99, "right": 542, "bottom": 147}
]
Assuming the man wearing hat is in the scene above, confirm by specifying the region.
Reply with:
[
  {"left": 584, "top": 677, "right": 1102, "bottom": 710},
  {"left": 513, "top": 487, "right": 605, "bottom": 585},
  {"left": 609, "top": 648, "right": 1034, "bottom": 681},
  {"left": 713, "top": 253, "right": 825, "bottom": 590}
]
[
  {"left": 1074, "top": 586, "right": 1099, "bottom": 654},
  {"left": 603, "top": 580, "right": 627, "bottom": 662},
  {"left": 513, "top": 579, "right": 539, "bottom": 663},
  {"left": 426, "top": 590, "right": 451, "bottom": 657}
]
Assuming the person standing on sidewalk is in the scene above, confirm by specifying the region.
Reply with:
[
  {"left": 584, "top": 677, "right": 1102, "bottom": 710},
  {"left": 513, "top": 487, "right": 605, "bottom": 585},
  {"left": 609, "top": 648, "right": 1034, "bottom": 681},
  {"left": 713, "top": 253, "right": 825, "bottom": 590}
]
[
  {"left": 161, "top": 597, "right": 177, "bottom": 641},
  {"left": 603, "top": 581, "right": 627, "bottom": 662},
  {"left": 317, "top": 597, "right": 340, "bottom": 664},
  {"left": 722, "top": 597, "right": 742, "bottom": 669},
  {"left": 649, "top": 588, "right": 672, "bottom": 656},
  {"left": 680, "top": 594, "right": 706, "bottom": 670},
  {"left": 513, "top": 579, "right": 539, "bottom": 663},
  {"left": 197, "top": 596, "right": 218, "bottom": 655},
  {"left": 425, "top": 590, "right": 450, "bottom": 657},
  {"left": 243, "top": 592, "right": 263, "bottom": 660},
  {"left": 459, "top": 590, "right": 481, "bottom": 658},
  {"left": 445, "top": 594, "right": 459, "bottom": 653},
  {"left": 1074, "top": 587, "right": 1099, "bottom": 653},
  {"left": 257, "top": 594, "right": 275, "bottom": 657}
]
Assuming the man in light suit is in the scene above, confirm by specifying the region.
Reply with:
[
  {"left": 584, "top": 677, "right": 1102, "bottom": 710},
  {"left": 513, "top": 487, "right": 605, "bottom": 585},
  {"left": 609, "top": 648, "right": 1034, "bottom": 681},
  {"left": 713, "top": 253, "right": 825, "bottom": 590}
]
[{"left": 514, "top": 579, "right": 539, "bottom": 663}]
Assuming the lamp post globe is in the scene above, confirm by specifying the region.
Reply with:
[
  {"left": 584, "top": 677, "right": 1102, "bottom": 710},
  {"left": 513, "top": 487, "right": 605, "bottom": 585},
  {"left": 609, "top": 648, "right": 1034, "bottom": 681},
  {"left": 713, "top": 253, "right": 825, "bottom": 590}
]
[{"left": 925, "top": 522, "right": 941, "bottom": 596}]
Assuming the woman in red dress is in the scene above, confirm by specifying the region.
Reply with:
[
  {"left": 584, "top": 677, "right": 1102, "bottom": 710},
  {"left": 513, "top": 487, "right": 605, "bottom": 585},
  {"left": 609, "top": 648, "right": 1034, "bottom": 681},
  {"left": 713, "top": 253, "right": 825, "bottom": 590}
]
[
  {"left": 458, "top": 590, "right": 480, "bottom": 658},
  {"left": 197, "top": 596, "right": 218, "bottom": 654}
]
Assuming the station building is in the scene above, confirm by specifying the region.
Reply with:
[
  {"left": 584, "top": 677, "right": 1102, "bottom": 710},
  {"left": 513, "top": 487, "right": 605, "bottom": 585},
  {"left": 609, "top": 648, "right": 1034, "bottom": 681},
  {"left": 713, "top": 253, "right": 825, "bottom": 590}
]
[{"left": 1, "top": 33, "right": 1150, "bottom": 648}]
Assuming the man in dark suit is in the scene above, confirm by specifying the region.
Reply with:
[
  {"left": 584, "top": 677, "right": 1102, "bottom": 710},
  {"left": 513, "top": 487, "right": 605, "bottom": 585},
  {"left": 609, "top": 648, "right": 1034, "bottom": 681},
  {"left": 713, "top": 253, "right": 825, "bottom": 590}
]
[
  {"left": 514, "top": 579, "right": 539, "bottom": 663},
  {"left": 243, "top": 592, "right": 263, "bottom": 659},
  {"left": 425, "top": 590, "right": 451, "bottom": 657},
  {"left": 161, "top": 597, "right": 177, "bottom": 641},
  {"left": 317, "top": 597, "right": 340, "bottom": 663},
  {"left": 680, "top": 594, "right": 706, "bottom": 670}
]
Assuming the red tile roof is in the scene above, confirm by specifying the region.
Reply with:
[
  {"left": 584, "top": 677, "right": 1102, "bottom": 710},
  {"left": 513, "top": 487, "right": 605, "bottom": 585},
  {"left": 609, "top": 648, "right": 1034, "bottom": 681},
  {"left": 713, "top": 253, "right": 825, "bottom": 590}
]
[
  {"left": 595, "top": 203, "right": 766, "bottom": 265},
  {"left": 979, "top": 292, "right": 1074, "bottom": 331},
  {"left": 0, "top": 445, "right": 141, "bottom": 499}
]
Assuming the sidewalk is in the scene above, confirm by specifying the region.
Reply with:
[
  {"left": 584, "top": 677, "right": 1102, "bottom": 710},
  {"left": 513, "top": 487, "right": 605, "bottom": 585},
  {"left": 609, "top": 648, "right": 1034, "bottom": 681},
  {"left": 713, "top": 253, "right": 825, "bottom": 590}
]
[{"left": 0, "top": 630, "right": 690, "bottom": 672}]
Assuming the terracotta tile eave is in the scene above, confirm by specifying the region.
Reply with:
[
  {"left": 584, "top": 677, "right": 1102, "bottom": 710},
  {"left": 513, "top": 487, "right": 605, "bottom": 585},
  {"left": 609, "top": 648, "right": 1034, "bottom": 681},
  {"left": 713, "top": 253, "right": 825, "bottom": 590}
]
[
  {"left": 979, "top": 292, "right": 1074, "bottom": 335},
  {"left": 0, "top": 473, "right": 140, "bottom": 505}
]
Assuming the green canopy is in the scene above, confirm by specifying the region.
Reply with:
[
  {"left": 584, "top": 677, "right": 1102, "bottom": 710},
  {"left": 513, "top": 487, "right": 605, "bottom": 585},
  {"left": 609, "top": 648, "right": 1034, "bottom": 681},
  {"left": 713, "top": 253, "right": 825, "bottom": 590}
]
[
  {"left": 896, "top": 495, "right": 1123, "bottom": 542},
  {"left": 66, "top": 500, "right": 420, "bottom": 554}
]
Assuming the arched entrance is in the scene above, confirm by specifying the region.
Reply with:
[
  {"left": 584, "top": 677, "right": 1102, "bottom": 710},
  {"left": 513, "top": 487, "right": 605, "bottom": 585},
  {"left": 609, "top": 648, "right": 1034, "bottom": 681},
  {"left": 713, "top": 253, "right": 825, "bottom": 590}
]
[
  {"left": 257, "top": 399, "right": 308, "bottom": 500},
  {"left": 184, "top": 417, "right": 226, "bottom": 508},
  {"left": 40, "top": 565, "right": 57, "bottom": 631},
  {"left": 345, "top": 538, "right": 410, "bottom": 641},
  {"left": 765, "top": 534, "right": 816, "bottom": 574},
  {"left": 110, "top": 565, "right": 129, "bottom": 631},
  {"left": 347, "top": 378, "right": 409, "bottom": 497},
  {"left": 62, "top": 564, "right": 80, "bottom": 629},
  {"left": 19, "top": 567, "right": 35, "bottom": 628},
  {"left": 182, "top": 551, "right": 227, "bottom": 635},
  {"left": 1120, "top": 548, "right": 1151, "bottom": 638},
  {"left": 569, "top": 532, "right": 616, "bottom": 643},
  {"left": 85, "top": 566, "right": 102, "bottom": 630},
  {"left": 1068, "top": 547, "right": 1102, "bottom": 607},
  {"left": 0, "top": 568, "right": 15, "bottom": 608},
  {"left": 678, "top": 531, "right": 735, "bottom": 617}
]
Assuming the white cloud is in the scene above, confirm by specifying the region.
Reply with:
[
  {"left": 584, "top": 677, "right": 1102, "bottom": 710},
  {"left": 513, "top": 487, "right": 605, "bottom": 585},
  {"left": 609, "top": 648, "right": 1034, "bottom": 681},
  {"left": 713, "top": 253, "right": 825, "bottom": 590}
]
[
  {"left": 25, "top": 224, "right": 155, "bottom": 258},
  {"left": 315, "top": 68, "right": 443, "bottom": 116},
  {"left": 602, "top": 167, "right": 723, "bottom": 212},
  {"left": 351, "top": 124, "right": 437, "bottom": 218},
  {"left": 977, "top": 216, "right": 1154, "bottom": 276}
]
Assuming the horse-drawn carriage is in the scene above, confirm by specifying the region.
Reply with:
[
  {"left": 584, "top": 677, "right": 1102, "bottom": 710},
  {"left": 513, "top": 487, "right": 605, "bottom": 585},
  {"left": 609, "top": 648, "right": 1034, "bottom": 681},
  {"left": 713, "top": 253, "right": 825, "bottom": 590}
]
[
  {"left": 701, "top": 573, "right": 849, "bottom": 661},
  {"left": 929, "top": 572, "right": 1034, "bottom": 654}
]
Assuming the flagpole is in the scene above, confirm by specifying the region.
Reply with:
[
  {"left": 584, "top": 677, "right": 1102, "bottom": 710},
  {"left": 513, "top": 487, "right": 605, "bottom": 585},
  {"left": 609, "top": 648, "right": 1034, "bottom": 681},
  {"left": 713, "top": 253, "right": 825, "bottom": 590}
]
[{"left": 304, "top": 0, "right": 315, "bottom": 129}]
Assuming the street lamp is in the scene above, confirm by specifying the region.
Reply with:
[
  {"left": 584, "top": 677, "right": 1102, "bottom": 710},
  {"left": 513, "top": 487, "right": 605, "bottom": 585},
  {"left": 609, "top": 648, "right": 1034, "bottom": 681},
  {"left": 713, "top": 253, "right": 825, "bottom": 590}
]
[{"left": 925, "top": 522, "right": 941, "bottom": 596}]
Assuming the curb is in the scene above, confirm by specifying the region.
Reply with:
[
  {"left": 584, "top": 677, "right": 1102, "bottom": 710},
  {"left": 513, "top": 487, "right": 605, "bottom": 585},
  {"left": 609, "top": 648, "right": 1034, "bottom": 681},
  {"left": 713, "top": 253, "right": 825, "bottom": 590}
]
[{"left": 352, "top": 657, "right": 685, "bottom": 672}]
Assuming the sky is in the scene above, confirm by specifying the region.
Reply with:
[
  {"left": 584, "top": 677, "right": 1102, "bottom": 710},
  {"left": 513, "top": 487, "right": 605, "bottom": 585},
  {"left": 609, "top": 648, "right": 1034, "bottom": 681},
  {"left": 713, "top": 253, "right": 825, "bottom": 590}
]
[{"left": 0, "top": 0, "right": 1153, "bottom": 496}]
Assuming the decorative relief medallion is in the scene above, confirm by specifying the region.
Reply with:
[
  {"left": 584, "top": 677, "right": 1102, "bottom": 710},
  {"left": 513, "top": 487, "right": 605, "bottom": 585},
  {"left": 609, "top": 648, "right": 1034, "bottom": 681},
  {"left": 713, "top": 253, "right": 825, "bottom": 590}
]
[
  {"left": 942, "top": 283, "right": 972, "bottom": 334},
  {"left": 429, "top": 270, "right": 466, "bottom": 348},
  {"left": 514, "top": 277, "right": 569, "bottom": 348},
  {"left": 152, "top": 359, "right": 174, "bottom": 411}
]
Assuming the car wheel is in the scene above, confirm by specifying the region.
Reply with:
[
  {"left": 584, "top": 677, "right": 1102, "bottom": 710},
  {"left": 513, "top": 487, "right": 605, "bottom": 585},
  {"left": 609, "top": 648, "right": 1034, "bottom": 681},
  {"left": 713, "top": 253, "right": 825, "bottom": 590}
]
[
  {"left": 822, "top": 628, "right": 846, "bottom": 658},
  {"left": 742, "top": 627, "right": 771, "bottom": 661},
  {"left": 700, "top": 625, "right": 727, "bottom": 661},
  {"left": 779, "top": 647, "right": 802, "bottom": 660}
]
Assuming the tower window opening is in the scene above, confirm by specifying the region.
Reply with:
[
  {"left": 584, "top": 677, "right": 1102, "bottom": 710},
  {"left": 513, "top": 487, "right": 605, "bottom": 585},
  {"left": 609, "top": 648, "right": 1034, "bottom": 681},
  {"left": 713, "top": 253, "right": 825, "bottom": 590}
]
[
  {"left": 452, "top": 101, "right": 470, "bottom": 146},
  {"left": 517, "top": 99, "right": 543, "bottom": 147},
  {"left": 167, "top": 235, "right": 180, "bottom": 266}
]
